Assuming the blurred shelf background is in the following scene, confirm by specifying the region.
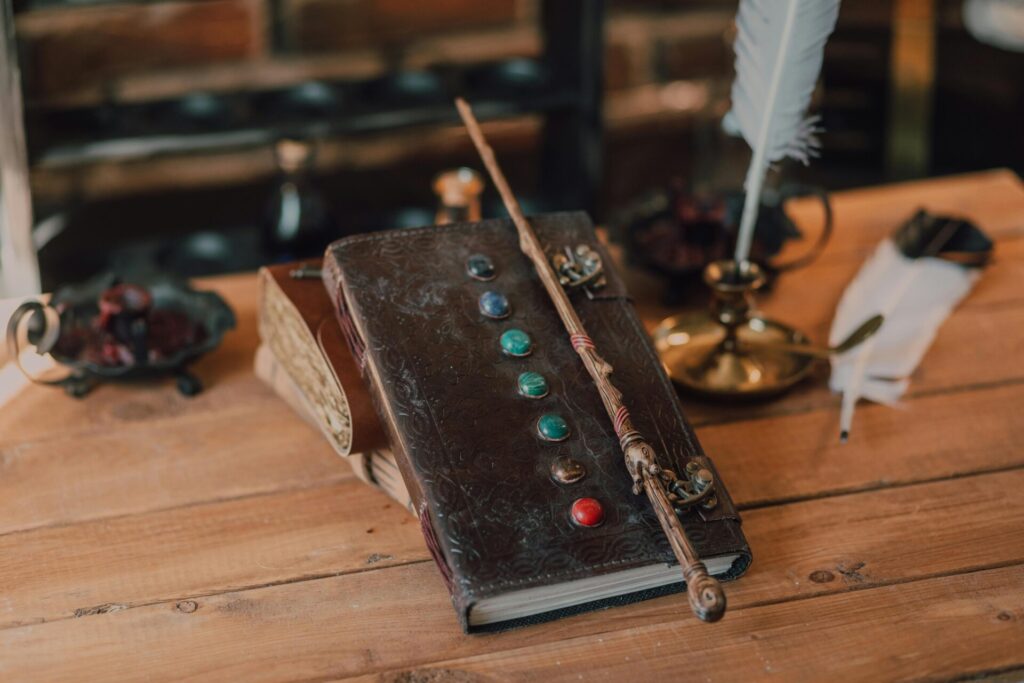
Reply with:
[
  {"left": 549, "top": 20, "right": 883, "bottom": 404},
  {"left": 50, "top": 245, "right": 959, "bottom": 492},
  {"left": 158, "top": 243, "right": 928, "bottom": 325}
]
[{"left": 5, "top": 0, "right": 1022, "bottom": 288}]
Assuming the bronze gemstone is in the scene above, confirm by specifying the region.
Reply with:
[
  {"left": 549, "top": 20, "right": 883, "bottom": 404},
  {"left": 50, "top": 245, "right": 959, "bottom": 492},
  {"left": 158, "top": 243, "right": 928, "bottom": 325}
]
[{"left": 550, "top": 457, "right": 586, "bottom": 485}]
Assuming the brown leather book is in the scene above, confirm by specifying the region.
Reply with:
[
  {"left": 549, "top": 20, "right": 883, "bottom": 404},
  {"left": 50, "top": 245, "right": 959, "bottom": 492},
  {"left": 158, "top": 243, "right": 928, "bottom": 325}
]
[
  {"left": 257, "top": 261, "right": 387, "bottom": 457},
  {"left": 323, "top": 212, "right": 751, "bottom": 633}
]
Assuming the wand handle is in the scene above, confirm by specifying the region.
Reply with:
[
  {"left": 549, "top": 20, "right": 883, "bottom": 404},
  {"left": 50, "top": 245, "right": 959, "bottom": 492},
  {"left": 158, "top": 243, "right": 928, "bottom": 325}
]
[{"left": 455, "top": 98, "right": 725, "bottom": 623}]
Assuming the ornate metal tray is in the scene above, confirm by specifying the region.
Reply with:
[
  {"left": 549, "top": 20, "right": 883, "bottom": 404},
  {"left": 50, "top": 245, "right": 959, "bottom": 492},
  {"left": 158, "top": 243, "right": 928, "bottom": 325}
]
[{"left": 6, "top": 273, "right": 235, "bottom": 397}]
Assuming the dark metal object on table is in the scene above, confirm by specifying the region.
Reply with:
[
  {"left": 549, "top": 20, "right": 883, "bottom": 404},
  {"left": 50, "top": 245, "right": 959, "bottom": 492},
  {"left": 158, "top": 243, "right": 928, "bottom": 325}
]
[
  {"left": 5, "top": 273, "right": 235, "bottom": 397},
  {"left": 457, "top": 97, "right": 727, "bottom": 623},
  {"left": 621, "top": 182, "right": 832, "bottom": 305},
  {"left": 894, "top": 209, "right": 993, "bottom": 266}
]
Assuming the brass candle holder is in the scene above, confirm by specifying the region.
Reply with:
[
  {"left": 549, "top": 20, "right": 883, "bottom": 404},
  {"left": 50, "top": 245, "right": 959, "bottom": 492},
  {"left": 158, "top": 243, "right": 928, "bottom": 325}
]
[
  {"left": 654, "top": 260, "right": 814, "bottom": 398},
  {"left": 652, "top": 260, "right": 883, "bottom": 398}
]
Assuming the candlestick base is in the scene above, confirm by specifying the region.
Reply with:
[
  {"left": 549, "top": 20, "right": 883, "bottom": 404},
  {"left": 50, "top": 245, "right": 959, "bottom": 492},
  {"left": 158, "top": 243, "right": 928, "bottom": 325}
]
[{"left": 652, "top": 260, "right": 814, "bottom": 398}]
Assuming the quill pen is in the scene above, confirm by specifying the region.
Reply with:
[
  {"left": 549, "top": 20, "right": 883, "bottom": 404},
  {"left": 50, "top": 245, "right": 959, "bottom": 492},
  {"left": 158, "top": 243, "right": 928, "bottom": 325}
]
[
  {"left": 727, "top": 0, "right": 841, "bottom": 263},
  {"left": 830, "top": 212, "right": 992, "bottom": 440}
]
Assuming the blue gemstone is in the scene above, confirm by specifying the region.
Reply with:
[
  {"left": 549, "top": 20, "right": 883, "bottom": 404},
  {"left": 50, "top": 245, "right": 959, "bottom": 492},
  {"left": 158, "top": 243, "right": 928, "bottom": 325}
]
[
  {"left": 500, "top": 329, "right": 532, "bottom": 357},
  {"left": 466, "top": 254, "right": 496, "bottom": 281},
  {"left": 479, "top": 291, "right": 510, "bottom": 319}
]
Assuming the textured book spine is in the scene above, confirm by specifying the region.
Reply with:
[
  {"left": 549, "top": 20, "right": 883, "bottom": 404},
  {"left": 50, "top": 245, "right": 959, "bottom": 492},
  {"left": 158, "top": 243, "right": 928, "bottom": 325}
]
[
  {"left": 258, "top": 267, "right": 357, "bottom": 456},
  {"left": 322, "top": 255, "right": 461, "bottom": 601}
]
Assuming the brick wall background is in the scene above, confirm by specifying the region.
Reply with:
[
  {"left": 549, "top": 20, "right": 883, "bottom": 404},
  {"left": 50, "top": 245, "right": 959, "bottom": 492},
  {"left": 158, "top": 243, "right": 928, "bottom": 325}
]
[
  {"left": 16, "top": 0, "right": 738, "bottom": 106},
  {"left": 16, "top": 0, "right": 750, "bottom": 209},
  {"left": 10, "top": 0, "right": 1024, "bottom": 284}
]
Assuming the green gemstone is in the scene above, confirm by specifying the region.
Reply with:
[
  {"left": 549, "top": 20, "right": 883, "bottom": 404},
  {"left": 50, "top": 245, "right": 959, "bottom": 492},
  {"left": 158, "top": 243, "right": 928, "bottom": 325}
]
[
  {"left": 537, "top": 413, "right": 570, "bottom": 442},
  {"left": 518, "top": 371, "right": 549, "bottom": 398},
  {"left": 500, "top": 329, "right": 532, "bottom": 357}
]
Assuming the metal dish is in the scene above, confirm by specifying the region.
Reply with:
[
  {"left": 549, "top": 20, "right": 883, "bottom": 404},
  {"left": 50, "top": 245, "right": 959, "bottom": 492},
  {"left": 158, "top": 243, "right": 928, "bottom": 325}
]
[
  {"left": 6, "top": 272, "right": 235, "bottom": 397},
  {"left": 652, "top": 311, "right": 815, "bottom": 399}
]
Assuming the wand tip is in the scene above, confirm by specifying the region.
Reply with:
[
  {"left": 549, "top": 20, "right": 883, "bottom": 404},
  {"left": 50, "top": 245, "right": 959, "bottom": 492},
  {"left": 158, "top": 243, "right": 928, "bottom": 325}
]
[
  {"left": 686, "top": 568, "right": 726, "bottom": 623},
  {"left": 839, "top": 429, "right": 849, "bottom": 443}
]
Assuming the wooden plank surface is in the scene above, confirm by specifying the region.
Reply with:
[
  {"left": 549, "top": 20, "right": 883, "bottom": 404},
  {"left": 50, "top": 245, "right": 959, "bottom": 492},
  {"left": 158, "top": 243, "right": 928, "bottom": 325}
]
[
  {"left": 1, "top": 170, "right": 1023, "bottom": 682},
  {"left": 361, "top": 565, "right": 1024, "bottom": 683},
  {"left": 3, "top": 463, "right": 1023, "bottom": 677},
  {"left": 1, "top": 384, "right": 1022, "bottom": 630}
]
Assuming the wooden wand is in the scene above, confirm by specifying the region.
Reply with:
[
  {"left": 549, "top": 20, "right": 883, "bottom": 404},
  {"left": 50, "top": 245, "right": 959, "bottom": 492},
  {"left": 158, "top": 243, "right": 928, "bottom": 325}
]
[{"left": 455, "top": 97, "right": 726, "bottom": 623}]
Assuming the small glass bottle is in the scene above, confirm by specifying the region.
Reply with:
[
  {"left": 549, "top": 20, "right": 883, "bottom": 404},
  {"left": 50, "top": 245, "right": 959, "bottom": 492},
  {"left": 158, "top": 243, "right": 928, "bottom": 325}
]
[
  {"left": 433, "top": 167, "right": 484, "bottom": 225},
  {"left": 263, "top": 138, "right": 333, "bottom": 260}
]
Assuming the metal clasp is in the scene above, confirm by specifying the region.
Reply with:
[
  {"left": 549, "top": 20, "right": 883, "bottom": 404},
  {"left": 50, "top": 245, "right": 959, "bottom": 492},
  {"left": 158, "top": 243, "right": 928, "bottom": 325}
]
[
  {"left": 661, "top": 460, "right": 718, "bottom": 512},
  {"left": 552, "top": 244, "right": 606, "bottom": 293}
]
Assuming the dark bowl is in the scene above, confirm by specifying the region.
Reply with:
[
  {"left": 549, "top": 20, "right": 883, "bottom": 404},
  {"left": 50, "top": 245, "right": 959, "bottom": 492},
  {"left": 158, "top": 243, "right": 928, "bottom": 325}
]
[{"left": 48, "top": 272, "right": 235, "bottom": 378}]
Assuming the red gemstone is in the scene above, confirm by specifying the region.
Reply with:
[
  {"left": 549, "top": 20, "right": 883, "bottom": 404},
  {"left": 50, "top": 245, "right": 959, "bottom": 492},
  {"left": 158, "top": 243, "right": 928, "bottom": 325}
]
[{"left": 571, "top": 498, "right": 605, "bottom": 527}]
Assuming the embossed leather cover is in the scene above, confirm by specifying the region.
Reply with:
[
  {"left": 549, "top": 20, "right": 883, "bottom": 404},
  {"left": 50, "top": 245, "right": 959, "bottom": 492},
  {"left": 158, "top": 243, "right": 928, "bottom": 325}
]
[{"left": 323, "top": 212, "right": 750, "bottom": 632}]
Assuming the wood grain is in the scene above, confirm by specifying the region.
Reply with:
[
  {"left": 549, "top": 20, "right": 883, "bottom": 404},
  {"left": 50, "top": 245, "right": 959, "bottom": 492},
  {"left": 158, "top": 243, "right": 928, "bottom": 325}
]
[
  {"left": 0, "top": 480, "right": 422, "bottom": 629},
  {"left": 2, "top": 347, "right": 1020, "bottom": 560},
  {"left": 784, "top": 168, "right": 1024, "bottom": 256},
  {"left": 2, "top": 469, "right": 1023, "bottom": 680},
  {"left": 708, "top": 380, "right": 1024, "bottom": 507},
  {"left": 0, "top": 273, "right": 261, "bottom": 447},
  {"left": 0, "top": 272, "right": 360, "bottom": 536},
  {"left": 0, "top": 406, "right": 353, "bottom": 537},
  {"left": 641, "top": 170, "right": 1024, "bottom": 427},
  {"left": 631, "top": 170, "right": 1024, "bottom": 329},
  {"left": 364, "top": 564, "right": 1024, "bottom": 683},
  {"left": 765, "top": 232, "right": 1024, "bottom": 319},
  {"left": 2, "top": 171, "right": 1019, "bottom": 514},
  {"left": 635, "top": 233, "right": 1024, "bottom": 348},
  {"left": 2, "top": 381, "right": 1022, "bottom": 631}
]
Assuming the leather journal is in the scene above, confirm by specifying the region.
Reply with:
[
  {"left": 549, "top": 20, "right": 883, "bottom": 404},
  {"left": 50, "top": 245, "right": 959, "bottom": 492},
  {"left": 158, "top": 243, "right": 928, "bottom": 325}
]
[{"left": 323, "top": 212, "right": 751, "bottom": 633}]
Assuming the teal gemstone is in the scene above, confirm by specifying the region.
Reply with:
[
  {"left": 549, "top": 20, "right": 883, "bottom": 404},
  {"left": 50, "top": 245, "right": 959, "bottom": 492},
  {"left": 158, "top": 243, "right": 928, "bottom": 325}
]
[
  {"left": 518, "top": 371, "right": 549, "bottom": 398},
  {"left": 500, "top": 329, "right": 532, "bottom": 357},
  {"left": 537, "top": 413, "right": 570, "bottom": 442}
]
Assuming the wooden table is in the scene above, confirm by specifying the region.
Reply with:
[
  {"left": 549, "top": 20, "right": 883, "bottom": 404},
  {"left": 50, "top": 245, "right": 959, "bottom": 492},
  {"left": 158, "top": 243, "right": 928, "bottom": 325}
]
[{"left": 2, "top": 170, "right": 1023, "bottom": 682}]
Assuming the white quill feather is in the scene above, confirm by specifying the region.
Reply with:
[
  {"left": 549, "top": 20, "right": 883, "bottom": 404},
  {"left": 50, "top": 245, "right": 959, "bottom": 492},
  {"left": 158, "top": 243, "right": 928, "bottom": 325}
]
[
  {"left": 727, "top": 0, "right": 841, "bottom": 262},
  {"left": 829, "top": 240, "right": 980, "bottom": 438}
]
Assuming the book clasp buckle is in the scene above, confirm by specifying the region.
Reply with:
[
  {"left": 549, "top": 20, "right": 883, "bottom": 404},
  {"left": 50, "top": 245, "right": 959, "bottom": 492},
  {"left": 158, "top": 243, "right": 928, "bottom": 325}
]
[{"left": 552, "top": 244, "right": 606, "bottom": 295}]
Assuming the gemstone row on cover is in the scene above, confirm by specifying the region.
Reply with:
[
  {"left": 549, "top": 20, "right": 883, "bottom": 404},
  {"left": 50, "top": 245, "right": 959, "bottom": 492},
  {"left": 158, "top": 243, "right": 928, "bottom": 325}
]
[
  {"left": 479, "top": 291, "right": 510, "bottom": 319},
  {"left": 465, "top": 252, "right": 604, "bottom": 528},
  {"left": 517, "top": 371, "right": 548, "bottom": 398}
]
